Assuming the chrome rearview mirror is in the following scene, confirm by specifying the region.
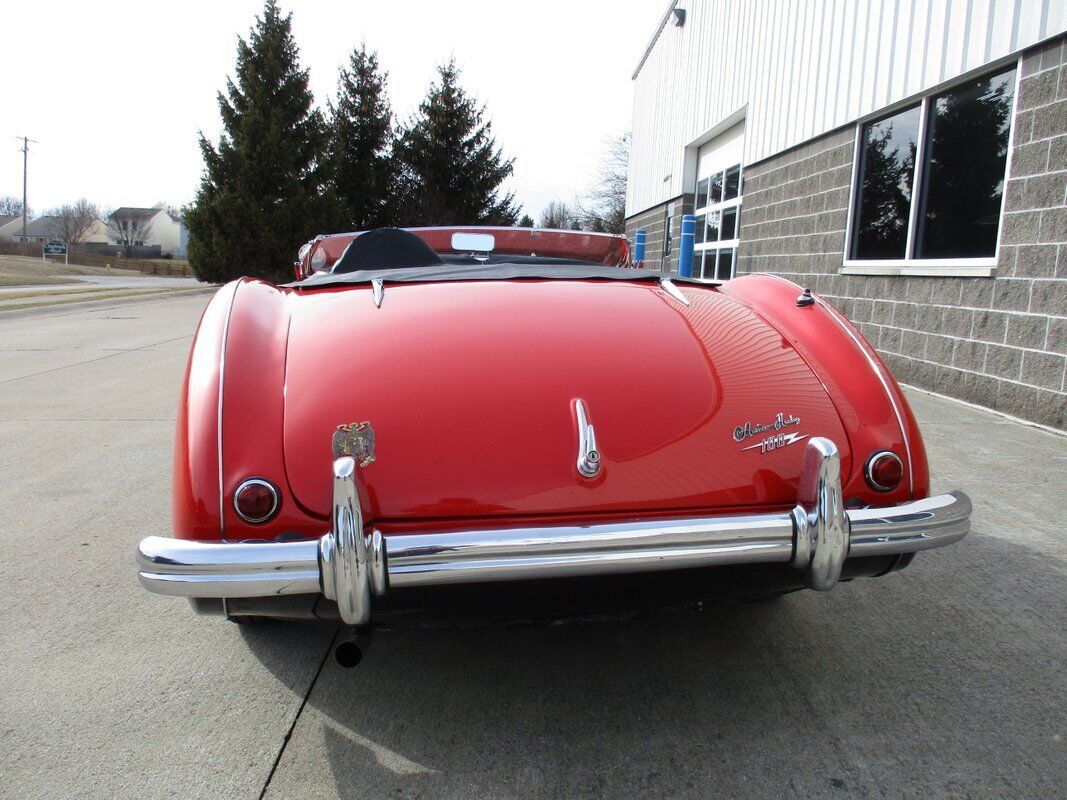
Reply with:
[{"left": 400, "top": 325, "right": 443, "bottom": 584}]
[{"left": 451, "top": 232, "right": 495, "bottom": 253}]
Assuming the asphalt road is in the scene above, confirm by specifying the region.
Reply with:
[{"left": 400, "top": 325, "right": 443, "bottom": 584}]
[{"left": 0, "top": 293, "right": 1064, "bottom": 799}]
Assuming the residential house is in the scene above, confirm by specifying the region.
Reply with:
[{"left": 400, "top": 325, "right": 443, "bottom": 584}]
[
  {"left": 8, "top": 215, "right": 109, "bottom": 244},
  {"left": 108, "top": 205, "right": 183, "bottom": 256},
  {"left": 0, "top": 214, "right": 25, "bottom": 241}
]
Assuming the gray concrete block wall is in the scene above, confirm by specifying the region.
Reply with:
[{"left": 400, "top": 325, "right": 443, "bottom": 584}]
[
  {"left": 735, "top": 35, "right": 1067, "bottom": 431},
  {"left": 625, "top": 204, "right": 667, "bottom": 270},
  {"left": 625, "top": 195, "right": 692, "bottom": 275}
]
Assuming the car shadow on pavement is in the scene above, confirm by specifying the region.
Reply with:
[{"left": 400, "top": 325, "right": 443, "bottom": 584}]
[{"left": 239, "top": 532, "right": 1066, "bottom": 799}]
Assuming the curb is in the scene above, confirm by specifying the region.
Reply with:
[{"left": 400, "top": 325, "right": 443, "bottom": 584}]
[{"left": 0, "top": 287, "right": 217, "bottom": 322}]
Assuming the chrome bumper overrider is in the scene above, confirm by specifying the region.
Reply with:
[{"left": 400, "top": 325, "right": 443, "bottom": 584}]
[{"left": 137, "top": 438, "right": 971, "bottom": 625}]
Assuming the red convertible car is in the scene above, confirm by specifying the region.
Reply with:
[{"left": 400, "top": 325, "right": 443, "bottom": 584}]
[{"left": 137, "top": 226, "right": 970, "bottom": 655}]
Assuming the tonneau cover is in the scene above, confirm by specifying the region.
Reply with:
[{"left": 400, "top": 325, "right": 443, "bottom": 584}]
[{"left": 286, "top": 263, "right": 706, "bottom": 289}]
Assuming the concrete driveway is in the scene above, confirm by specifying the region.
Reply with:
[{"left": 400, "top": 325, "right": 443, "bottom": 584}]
[{"left": 0, "top": 293, "right": 1063, "bottom": 799}]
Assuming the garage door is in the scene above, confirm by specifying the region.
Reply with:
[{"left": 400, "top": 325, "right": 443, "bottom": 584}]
[{"left": 692, "top": 121, "right": 744, "bottom": 282}]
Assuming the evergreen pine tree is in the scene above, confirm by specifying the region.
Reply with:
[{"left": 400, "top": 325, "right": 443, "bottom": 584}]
[
  {"left": 518, "top": 213, "right": 535, "bottom": 228},
  {"left": 185, "top": 0, "right": 334, "bottom": 283},
  {"left": 328, "top": 44, "right": 396, "bottom": 230},
  {"left": 394, "top": 60, "right": 519, "bottom": 226}
]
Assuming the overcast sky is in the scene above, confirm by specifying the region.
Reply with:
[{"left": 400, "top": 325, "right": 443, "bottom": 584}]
[{"left": 3, "top": 1, "right": 665, "bottom": 221}]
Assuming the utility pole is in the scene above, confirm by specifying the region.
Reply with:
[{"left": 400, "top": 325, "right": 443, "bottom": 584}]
[{"left": 17, "top": 136, "right": 37, "bottom": 255}]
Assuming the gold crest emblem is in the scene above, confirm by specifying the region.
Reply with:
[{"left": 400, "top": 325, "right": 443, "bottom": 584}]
[{"left": 332, "top": 421, "right": 376, "bottom": 467}]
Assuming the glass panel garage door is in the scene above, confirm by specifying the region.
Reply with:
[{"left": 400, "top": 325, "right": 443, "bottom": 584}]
[{"left": 693, "top": 121, "right": 744, "bottom": 283}]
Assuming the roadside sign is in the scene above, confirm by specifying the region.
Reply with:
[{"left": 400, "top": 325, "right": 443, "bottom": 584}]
[{"left": 42, "top": 240, "right": 69, "bottom": 266}]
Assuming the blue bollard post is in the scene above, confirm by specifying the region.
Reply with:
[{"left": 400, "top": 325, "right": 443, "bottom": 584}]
[
  {"left": 633, "top": 229, "right": 646, "bottom": 267},
  {"left": 677, "top": 214, "right": 696, "bottom": 278}
]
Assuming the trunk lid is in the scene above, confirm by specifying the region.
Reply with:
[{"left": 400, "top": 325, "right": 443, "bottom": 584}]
[{"left": 282, "top": 279, "right": 851, "bottom": 522}]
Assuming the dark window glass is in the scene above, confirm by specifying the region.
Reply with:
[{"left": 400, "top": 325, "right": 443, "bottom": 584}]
[
  {"left": 724, "top": 165, "right": 741, "bottom": 200},
  {"left": 706, "top": 210, "right": 721, "bottom": 241},
  {"left": 691, "top": 251, "right": 704, "bottom": 279},
  {"left": 916, "top": 67, "right": 1016, "bottom": 258},
  {"left": 695, "top": 213, "right": 706, "bottom": 244},
  {"left": 709, "top": 172, "right": 724, "bottom": 204},
  {"left": 721, "top": 207, "right": 738, "bottom": 240},
  {"left": 851, "top": 103, "right": 921, "bottom": 259},
  {"left": 717, "top": 248, "right": 735, "bottom": 280},
  {"left": 695, "top": 178, "right": 709, "bottom": 209}
]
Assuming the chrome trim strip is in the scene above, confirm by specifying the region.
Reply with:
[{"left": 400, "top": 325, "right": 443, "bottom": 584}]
[
  {"left": 322, "top": 225, "right": 626, "bottom": 240},
  {"left": 371, "top": 278, "right": 384, "bottom": 308},
  {"left": 659, "top": 277, "right": 690, "bottom": 306},
  {"left": 574, "top": 399, "right": 602, "bottom": 478},
  {"left": 217, "top": 280, "right": 242, "bottom": 538}
]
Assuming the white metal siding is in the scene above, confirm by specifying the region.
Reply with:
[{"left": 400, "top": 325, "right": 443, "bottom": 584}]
[{"left": 627, "top": 0, "right": 1067, "bottom": 217}]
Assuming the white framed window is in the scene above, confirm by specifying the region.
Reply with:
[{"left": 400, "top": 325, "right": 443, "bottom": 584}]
[
  {"left": 692, "top": 163, "right": 742, "bottom": 282},
  {"left": 843, "top": 61, "right": 1019, "bottom": 277}
]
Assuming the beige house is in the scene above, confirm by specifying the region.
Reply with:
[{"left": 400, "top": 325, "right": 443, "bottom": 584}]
[
  {"left": 108, "top": 205, "right": 183, "bottom": 256},
  {"left": 76, "top": 218, "right": 111, "bottom": 244}
]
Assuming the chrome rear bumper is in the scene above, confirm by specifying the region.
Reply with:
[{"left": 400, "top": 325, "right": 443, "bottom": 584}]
[{"left": 137, "top": 438, "right": 970, "bottom": 625}]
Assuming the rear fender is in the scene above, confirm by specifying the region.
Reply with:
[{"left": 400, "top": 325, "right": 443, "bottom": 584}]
[
  {"left": 218, "top": 280, "right": 328, "bottom": 541},
  {"left": 172, "top": 281, "right": 238, "bottom": 539},
  {"left": 719, "top": 274, "right": 929, "bottom": 502},
  {"left": 173, "top": 280, "right": 328, "bottom": 542}
]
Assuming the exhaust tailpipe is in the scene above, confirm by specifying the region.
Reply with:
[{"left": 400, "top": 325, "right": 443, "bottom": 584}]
[{"left": 335, "top": 628, "right": 371, "bottom": 668}]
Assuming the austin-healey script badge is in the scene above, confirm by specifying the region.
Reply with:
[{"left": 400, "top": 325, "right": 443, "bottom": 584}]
[
  {"left": 332, "top": 421, "right": 376, "bottom": 467},
  {"left": 733, "top": 412, "right": 808, "bottom": 455}
]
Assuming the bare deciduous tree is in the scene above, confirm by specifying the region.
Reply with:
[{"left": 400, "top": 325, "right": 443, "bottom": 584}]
[
  {"left": 46, "top": 198, "right": 101, "bottom": 246},
  {"left": 0, "top": 196, "right": 30, "bottom": 217},
  {"left": 538, "top": 200, "right": 580, "bottom": 230},
  {"left": 106, "top": 208, "right": 154, "bottom": 256},
  {"left": 576, "top": 132, "right": 629, "bottom": 234}
]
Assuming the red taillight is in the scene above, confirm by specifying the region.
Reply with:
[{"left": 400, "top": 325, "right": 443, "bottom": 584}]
[
  {"left": 865, "top": 451, "right": 904, "bottom": 492},
  {"left": 233, "top": 478, "right": 279, "bottom": 523}
]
